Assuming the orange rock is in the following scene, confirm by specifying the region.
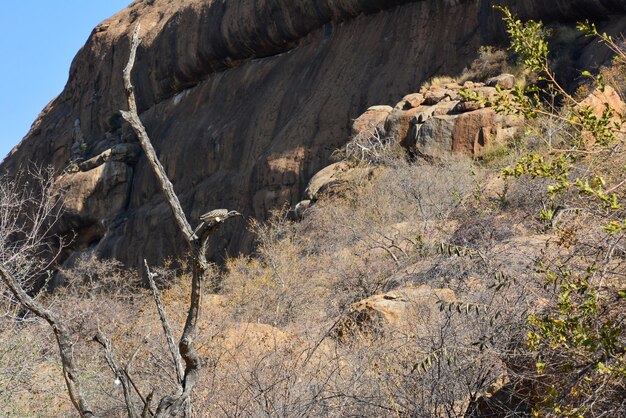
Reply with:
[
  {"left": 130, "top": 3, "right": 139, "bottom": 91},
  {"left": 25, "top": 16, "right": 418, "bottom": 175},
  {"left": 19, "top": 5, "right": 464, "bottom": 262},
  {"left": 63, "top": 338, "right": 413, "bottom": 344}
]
[{"left": 351, "top": 105, "right": 392, "bottom": 137}]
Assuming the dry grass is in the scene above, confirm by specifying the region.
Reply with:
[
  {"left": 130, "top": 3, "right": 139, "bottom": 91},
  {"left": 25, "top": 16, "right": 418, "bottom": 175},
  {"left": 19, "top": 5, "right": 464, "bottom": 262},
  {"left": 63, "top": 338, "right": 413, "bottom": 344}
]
[{"left": 4, "top": 120, "right": 623, "bottom": 416}]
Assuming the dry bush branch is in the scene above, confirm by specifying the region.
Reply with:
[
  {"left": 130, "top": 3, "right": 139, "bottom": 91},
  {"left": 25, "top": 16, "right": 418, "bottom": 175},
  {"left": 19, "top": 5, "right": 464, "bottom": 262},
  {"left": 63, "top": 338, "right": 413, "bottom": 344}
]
[{"left": 145, "top": 260, "right": 185, "bottom": 386}]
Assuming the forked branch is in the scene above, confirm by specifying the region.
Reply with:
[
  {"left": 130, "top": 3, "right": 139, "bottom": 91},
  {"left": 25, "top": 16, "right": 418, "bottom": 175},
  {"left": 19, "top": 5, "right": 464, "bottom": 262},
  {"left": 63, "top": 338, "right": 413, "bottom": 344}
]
[{"left": 121, "top": 24, "right": 240, "bottom": 417}]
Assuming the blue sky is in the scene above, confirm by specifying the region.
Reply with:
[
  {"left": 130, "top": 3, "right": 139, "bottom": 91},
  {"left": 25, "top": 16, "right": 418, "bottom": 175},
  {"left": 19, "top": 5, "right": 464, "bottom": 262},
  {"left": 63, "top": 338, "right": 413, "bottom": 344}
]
[{"left": 0, "top": 1, "right": 131, "bottom": 161}]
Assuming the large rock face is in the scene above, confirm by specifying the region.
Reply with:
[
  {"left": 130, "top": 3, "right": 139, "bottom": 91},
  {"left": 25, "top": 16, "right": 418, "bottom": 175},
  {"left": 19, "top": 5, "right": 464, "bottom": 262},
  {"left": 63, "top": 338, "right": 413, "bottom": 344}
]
[{"left": 2, "top": 0, "right": 626, "bottom": 268}]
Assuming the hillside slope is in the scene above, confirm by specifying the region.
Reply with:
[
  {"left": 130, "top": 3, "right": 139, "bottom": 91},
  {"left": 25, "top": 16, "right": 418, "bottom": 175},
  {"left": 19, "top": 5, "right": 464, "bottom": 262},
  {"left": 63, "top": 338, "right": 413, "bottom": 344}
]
[{"left": 2, "top": 0, "right": 626, "bottom": 268}]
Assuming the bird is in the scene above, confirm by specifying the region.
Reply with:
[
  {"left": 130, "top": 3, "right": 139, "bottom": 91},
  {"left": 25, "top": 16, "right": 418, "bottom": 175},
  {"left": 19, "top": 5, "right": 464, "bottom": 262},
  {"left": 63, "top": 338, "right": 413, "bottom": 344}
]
[{"left": 193, "top": 209, "right": 241, "bottom": 237}]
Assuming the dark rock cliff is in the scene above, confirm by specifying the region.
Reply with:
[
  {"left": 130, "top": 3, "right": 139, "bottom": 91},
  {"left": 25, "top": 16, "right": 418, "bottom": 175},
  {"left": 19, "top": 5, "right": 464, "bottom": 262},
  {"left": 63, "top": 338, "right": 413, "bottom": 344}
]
[{"left": 3, "top": 0, "right": 626, "bottom": 268}]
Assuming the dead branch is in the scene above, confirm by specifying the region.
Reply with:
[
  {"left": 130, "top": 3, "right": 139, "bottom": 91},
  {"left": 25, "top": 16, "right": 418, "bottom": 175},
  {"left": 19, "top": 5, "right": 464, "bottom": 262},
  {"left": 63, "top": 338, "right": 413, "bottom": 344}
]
[
  {"left": 94, "top": 330, "right": 139, "bottom": 418},
  {"left": 120, "top": 24, "right": 240, "bottom": 417},
  {"left": 145, "top": 260, "right": 184, "bottom": 384},
  {"left": 125, "top": 336, "right": 153, "bottom": 415},
  {"left": 119, "top": 25, "right": 195, "bottom": 245},
  {"left": 0, "top": 265, "right": 96, "bottom": 418},
  {"left": 143, "top": 391, "right": 155, "bottom": 418}
]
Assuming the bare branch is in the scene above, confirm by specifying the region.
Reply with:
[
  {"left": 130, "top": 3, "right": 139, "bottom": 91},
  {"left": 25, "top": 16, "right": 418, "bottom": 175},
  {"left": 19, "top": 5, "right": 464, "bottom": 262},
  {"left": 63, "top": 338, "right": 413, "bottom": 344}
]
[
  {"left": 93, "top": 330, "right": 140, "bottom": 418},
  {"left": 119, "top": 25, "right": 196, "bottom": 244},
  {"left": 145, "top": 260, "right": 184, "bottom": 384},
  {"left": 121, "top": 24, "right": 239, "bottom": 418},
  {"left": 124, "top": 337, "right": 154, "bottom": 417},
  {"left": 142, "top": 391, "right": 155, "bottom": 418},
  {"left": 0, "top": 265, "right": 96, "bottom": 418}
]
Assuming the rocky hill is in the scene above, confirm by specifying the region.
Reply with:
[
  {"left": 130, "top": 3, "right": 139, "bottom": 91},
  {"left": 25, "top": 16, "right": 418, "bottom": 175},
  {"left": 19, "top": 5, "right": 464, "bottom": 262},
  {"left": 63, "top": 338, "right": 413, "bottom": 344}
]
[
  {"left": 2, "top": 1, "right": 626, "bottom": 416},
  {"left": 2, "top": 0, "right": 626, "bottom": 269}
]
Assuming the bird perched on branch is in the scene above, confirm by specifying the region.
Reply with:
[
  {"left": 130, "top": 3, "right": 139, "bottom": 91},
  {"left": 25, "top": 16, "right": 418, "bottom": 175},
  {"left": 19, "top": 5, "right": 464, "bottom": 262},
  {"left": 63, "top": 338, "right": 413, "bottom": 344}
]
[{"left": 193, "top": 208, "right": 241, "bottom": 237}]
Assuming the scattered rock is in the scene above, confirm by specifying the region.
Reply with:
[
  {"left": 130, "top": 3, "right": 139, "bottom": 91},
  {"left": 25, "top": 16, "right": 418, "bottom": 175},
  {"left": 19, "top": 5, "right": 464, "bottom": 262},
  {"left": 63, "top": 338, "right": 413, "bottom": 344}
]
[{"left": 356, "top": 75, "right": 523, "bottom": 159}]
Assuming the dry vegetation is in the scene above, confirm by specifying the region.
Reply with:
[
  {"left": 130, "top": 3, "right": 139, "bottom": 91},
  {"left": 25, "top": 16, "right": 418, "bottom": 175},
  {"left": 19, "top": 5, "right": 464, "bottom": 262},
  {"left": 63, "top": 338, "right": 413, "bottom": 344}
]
[
  {"left": 0, "top": 147, "right": 556, "bottom": 417},
  {"left": 2, "top": 11, "right": 626, "bottom": 418}
]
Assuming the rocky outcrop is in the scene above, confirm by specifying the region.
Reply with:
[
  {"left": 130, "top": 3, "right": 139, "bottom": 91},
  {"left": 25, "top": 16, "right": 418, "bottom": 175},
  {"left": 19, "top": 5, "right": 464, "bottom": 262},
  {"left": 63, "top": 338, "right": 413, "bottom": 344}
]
[
  {"left": 2, "top": 0, "right": 626, "bottom": 268},
  {"left": 334, "top": 284, "right": 456, "bottom": 341},
  {"left": 378, "top": 78, "right": 523, "bottom": 159}
]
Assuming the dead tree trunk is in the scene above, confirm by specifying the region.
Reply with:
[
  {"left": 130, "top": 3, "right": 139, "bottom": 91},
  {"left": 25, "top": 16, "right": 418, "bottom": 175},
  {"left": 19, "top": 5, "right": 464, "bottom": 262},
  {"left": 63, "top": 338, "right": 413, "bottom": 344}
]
[
  {"left": 1, "top": 23, "right": 239, "bottom": 418},
  {"left": 120, "top": 25, "right": 240, "bottom": 417}
]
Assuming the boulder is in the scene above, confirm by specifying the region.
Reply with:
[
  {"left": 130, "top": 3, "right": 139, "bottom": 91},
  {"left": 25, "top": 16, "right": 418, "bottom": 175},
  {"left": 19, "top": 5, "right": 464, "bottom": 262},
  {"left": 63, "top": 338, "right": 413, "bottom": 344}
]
[
  {"left": 365, "top": 80, "right": 524, "bottom": 159},
  {"left": 384, "top": 106, "right": 428, "bottom": 147},
  {"left": 476, "top": 86, "right": 499, "bottom": 100},
  {"left": 578, "top": 85, "right": 626, "bottom": 121},
  {"left": 454, "top": 99, "right": 486, "bottom": 113},
  {"left": 351, "top": 105, "right": 392, "bottom": 137},
  {"left": 452, "top": 108, "right": 499, "bottom": 155},
  {"left": 432, "top": 100, "right": 461, "bottom": 116},
  {"left": 334, "top": 284, "right": 457, "bottom": 341},
  {"left": 394, "top": 93, "right": 425, "bottom": 110},
  {"left": 289, "top": 199, "right": 311, "bottom": 220},
  {"left": 486, "top": 73, "right": 516, "bottom": 89},
  {"left": 304, "top": 161, "right": 351, "bottom": 201},
  {"left": 55, "top": 161, "right": 133, "bottom": 247},
  {"left": 423, "top": 87, "right": 458, "bottom": 105},
  {"left": 416, "top": 115, "right": 456, "bottom": 158}
]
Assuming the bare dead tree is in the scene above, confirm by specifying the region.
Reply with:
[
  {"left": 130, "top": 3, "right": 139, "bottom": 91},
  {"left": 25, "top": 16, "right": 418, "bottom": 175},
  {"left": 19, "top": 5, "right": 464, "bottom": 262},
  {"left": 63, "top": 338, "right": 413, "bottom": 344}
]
[
  {"left": 0, "top": 168, "right": 96, "bottom": 416},
  {"left": 1, "top": 23, "right": 239, "bottom": 418},
  {"left": 119, "top": 25, "right": 240, "bottom": 417}
]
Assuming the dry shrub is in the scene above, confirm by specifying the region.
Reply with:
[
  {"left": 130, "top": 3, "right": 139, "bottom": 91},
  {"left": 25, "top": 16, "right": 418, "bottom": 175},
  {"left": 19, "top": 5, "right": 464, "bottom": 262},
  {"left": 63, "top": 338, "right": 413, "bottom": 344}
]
[
  {"left": 224, "top": 212, "right": 333, "bottom": 329},
  {"left": 337, "top": 127, "right": 404, "bottom": 166},
  {"left": 460, "top": 46, "right": 509, "bottom": 83},
  {"left": 57, "top": 252, "right": 140, "bottom": 298},
  {"left": 223, "top": 155, "right": 480, "bottom": 330},
  {"left": 0, "top": 255, "right": 216, "bottom": 417},
  {"left": 600, "top": 55, "right": 626, "bottom": 100},
  {"left": 199, "top": 255, "right": 533, "bottom": 417},
  {"left": 0, "top": 145, "right": 544, "bottom": 417},
  {"left": 421, "top": 75, "right": 459, "bottom": 89}
]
